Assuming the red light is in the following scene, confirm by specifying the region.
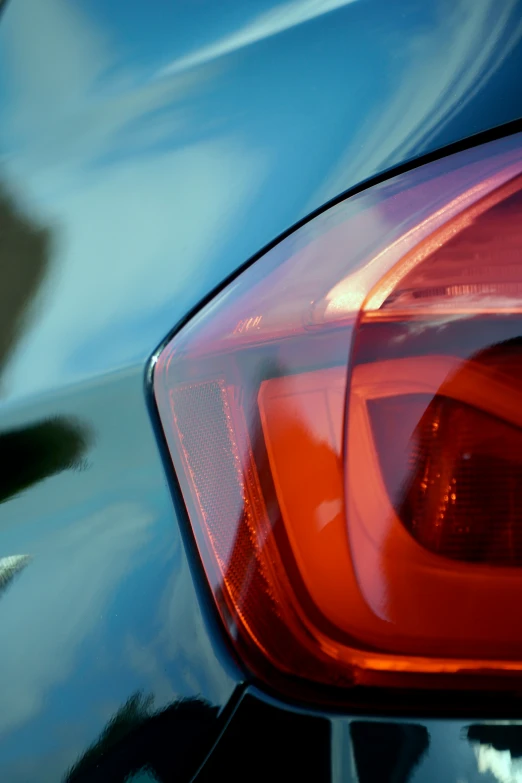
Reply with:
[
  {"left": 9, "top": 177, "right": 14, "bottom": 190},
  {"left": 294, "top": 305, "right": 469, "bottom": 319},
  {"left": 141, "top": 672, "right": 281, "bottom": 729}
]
[{"left": 154, "top": 133, "right": 522, "bottom": 694}]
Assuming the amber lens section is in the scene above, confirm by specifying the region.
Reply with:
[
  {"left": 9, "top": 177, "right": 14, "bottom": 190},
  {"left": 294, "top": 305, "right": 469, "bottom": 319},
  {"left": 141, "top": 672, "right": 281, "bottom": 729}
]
[{"left": 371, "top": 390, "right": 522, "bottom": 566}]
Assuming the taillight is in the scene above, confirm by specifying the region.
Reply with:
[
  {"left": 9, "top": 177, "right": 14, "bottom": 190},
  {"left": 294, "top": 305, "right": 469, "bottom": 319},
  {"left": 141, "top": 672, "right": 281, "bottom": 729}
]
[{"left": 154, "top": 133, "right": 522, "bottom": 695}]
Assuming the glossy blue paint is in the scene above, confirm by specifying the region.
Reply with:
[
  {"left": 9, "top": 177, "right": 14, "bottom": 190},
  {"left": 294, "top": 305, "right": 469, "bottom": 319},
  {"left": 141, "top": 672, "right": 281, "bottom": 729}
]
[{"left": 0, "top": 0, "right": 521, "bottom": 779}]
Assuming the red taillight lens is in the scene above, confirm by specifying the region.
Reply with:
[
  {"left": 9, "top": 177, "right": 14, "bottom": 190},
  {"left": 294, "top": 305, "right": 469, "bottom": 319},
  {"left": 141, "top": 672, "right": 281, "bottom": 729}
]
[{"left": 154, "top": 133, "right": 522, "bottom": 693}]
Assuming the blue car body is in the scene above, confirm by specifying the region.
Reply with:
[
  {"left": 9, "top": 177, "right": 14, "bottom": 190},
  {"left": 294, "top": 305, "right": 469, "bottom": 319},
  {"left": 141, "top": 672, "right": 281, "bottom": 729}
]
[{"left": 1, "top": 0, "right": 522, "bottom": 779}]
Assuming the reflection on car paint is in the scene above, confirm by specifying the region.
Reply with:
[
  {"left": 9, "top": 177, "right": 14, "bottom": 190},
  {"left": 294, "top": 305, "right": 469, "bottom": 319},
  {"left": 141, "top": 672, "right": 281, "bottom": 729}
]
[{"left": 0, "top": 0, "right": 522, "bottom": 778}]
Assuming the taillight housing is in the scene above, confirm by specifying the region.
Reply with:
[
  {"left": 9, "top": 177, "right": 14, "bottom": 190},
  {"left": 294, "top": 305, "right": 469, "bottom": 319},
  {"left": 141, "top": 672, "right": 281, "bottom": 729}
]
[{"left": 154, "top": 133, "right": 522, "bottom": 697}]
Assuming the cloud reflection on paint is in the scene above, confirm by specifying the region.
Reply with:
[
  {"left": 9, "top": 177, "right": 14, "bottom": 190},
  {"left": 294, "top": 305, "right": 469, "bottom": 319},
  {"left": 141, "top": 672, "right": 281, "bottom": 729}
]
[
  {"left": 0, "top": 0, "right": 206, "bottom": 172},
  {"left": 475, "top": 745, "right": 522, "bottom": 783},
  {"left": 0, "top": 501, "right": 153, "bottom": 733},
  {"left": 311, "top": 0, "right": 522, "bottom": 207},
  {"left": 0, "top": 0, "right": 269, "bottom": 398},
  {"left": 159, "top": 0, "right": 359, "bottom": 76}
]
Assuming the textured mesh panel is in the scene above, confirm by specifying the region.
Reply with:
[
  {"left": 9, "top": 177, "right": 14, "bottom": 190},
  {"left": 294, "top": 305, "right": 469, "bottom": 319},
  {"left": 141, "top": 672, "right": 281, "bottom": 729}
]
[
  {"left": 170, "top": 380, "right": 303, "bottom": 664},
  {"left": 171, "top": 380, "right": 247, "bottom": 570}
]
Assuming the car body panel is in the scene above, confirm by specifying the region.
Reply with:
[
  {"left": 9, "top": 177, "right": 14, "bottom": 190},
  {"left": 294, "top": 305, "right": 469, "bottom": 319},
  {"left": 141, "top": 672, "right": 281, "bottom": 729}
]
[
  {"left": 1, "top": 0, "right": 522, "bottom": 779},
  {"left": 197, "top": 689, "right": 522, "bottom": 783}
]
